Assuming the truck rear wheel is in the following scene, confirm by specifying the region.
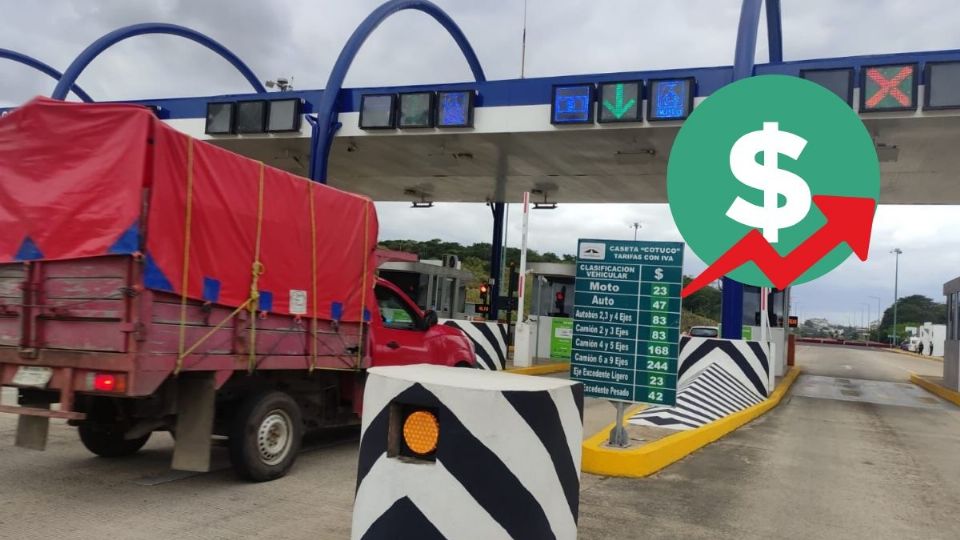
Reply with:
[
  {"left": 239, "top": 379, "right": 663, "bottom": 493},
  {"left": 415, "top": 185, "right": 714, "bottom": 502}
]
[
  {"left": 78, "top": 422, "right": 151, "bottom": 458},
  {"left": 229, "top": 390, "right": 302, "bottom": 482}
]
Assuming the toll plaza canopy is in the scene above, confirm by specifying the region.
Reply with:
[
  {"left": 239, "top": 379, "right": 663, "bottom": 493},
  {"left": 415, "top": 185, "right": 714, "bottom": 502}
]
[
  {"left": 0, "top": 97, "right": 378, "bottom": 322},
  {"left": 56, "top": 48, "right": 960, "bottom": 207}
]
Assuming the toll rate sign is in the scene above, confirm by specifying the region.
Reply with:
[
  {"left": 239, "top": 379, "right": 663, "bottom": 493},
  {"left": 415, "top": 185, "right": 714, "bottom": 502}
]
[{"left": 570, "top": 239, "right": 684, "bottom": 406}]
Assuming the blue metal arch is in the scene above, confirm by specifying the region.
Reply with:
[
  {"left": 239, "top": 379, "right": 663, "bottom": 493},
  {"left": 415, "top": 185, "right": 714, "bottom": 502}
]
[
  {"left": 722, "top": 0, "right": 784, "bottom": 339},
  {"left": 50, "top": 22, "right": 265, "bottom": 100},
  {"left": 0, "top": 48, "right": 93, "bottom": 102},
  {"left": 734, "top": 0, "right": 783, "bottom": 80},
  {"left": 308, "top": 0, "right": 486, "bottom": 183}
]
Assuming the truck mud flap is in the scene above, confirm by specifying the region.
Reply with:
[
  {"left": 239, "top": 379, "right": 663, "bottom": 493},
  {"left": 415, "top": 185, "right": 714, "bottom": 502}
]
[
  {"left": 171, "top": 372, "right": 216, "bottom": 473},
  {"left": 15, "top": 403, "right": 50, "bottom": 451}
]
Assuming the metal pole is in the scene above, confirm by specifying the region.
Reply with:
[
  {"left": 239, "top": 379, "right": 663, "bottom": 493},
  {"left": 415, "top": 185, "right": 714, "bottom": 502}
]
[
  {"left": 513, "top": 193, "right": 533, "bottom": 367},
  {"left": 489, "top": 203, "right": 506, "bottom": 320},
  {"left": 519, "top": 0, "right": 528, "bottom": 79},
  {"left": 892, "top": 248, "right": 902, "bottom": 345},
  {"left": 516, "top": 194, "right": 530, "bottom": 324},
  {"left": 870, "top": 295, "right": 881, "bottom": 341},
  {"left": 608, "top": 401, "right": 629, "bottom": 448},
  {"left": 861, "top": 302, "right": 870, "bottom": 343}
]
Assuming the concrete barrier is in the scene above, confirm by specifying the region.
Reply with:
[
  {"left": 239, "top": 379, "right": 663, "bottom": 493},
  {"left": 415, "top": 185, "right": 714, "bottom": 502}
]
[
  {"left": 441, "top": 319, "right": 509, "bottom": 370},
  {"left": 352, "top": 364, "right": 583, "bottom": 540},
  {"left": 629, "top": 337, "right": 770, "bottom": 430}
]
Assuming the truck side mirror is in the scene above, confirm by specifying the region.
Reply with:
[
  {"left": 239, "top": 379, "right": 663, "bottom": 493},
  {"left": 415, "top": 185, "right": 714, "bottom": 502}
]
[{"left": 421, "top": 310, "right": 439, "bottom": 330}]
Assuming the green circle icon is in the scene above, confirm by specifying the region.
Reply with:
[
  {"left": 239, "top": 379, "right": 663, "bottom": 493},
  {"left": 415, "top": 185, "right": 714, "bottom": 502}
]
[{"left": 667, "top": 75, "right": 880, "bottom": 287}]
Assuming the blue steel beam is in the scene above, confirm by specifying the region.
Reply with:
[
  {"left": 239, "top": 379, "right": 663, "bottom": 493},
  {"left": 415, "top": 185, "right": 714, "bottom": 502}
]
[
  {"left": 766, "top": 0, "right": 783, "bottom": 63},
  {"left": 0, "top": 48, "right": 93, "bottom": 102},
  {"left": 50, "top": 22, "right": 264, "bottom": 101},
  {"left": 308, "top": 0, "right": 486, "bottom": 184},
  {"left": 723, "top": 0, "right": 783, "bottom": 338}
]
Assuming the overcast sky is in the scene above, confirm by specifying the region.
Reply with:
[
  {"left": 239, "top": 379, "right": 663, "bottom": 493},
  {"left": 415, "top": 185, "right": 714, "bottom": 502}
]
[{"left": 3, "top": 0, "right": 960, "bottom": 324}]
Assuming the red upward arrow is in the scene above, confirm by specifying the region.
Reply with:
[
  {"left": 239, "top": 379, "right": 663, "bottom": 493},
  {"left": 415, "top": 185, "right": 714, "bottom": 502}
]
[{"left": 681, "top": 195, "right": 876, "bottom": 298}]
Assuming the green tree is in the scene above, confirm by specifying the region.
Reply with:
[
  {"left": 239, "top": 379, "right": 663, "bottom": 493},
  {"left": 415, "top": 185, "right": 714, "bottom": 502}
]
[{"left": 681, "top": 276, "right": 721, "bottom": 322}]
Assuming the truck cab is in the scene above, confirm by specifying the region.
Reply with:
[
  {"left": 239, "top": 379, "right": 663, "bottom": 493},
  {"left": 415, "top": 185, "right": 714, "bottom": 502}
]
[{"left": 371, "top": 278, "right": 476, "bottom": 368}]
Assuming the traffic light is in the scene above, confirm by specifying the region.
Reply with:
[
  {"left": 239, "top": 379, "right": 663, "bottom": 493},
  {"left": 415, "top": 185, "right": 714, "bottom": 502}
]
[{"left": 479, "top": 283, "right": 489, "bottom": 302}]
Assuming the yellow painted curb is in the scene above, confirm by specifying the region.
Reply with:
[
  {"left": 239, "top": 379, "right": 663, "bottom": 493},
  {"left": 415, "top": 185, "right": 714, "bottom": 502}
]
[
  {"left": 582, "top": 366, "right": 801, "bottom": 477},
  {"left": 910, "top": 373, "right": 960, "bottom": 407},
  {"left": 505, "top": 362, "right": 570, "bottom": 376},
  {"left": 891, "top": 349, "right": 943, "bottom": 363}
]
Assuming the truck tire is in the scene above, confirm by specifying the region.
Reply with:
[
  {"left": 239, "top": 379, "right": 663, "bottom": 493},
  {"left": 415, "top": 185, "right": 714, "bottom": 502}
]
[
  {"left": 78, "top": 422, "right": 151, "bottom": 458},
  {"left": 229, "top": 390, "right": 303, "bottom": 482}
]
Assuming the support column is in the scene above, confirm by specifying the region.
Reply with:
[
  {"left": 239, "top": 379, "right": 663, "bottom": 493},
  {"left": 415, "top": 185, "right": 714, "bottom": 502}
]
[
  {"left": 721, "top": 277, "right": 744, "bottom": 339},
  {"left": 489, "top": 202, "right": 506, "bottom": 320}
]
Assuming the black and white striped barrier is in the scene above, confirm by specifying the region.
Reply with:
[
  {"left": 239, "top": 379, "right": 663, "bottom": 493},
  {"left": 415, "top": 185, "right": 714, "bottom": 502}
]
[
  {"left": 630, "top": 337, "right": 770, "bottom": 430},
  {"left": 441, "top": 320, "right": 509, "bottom": 370},
  {"left": 352, "top": 365, "right": 584, "bottom": 540}
]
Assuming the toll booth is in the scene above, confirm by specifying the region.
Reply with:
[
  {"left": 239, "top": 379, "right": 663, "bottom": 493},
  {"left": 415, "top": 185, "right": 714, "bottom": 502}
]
[
  {"left": 529, "top": 263, "right": 575, "bottom": 361},
  {"left": 742, "top": 286, "right": 791, "bottom": 379},
  {"left": 943, "top": 276, "right": 960, "bottom": 391},
  {"left": 378, "top": 255, "right": 473, "bottom": 320}
]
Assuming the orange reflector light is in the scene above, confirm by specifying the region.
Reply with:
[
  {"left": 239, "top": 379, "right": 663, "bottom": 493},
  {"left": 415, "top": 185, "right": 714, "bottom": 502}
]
[{"left": 402, "top": 410, "right": 439, "bottom": 455}]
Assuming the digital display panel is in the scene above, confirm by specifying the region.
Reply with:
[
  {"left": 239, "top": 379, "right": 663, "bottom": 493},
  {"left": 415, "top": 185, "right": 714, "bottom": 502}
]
[
  {"left": 801, "top": 68, "right": 853, "bottom": 105},
  {"left": 359, "top": 94, "right": 396, "bottom": 129},
  {"left": 236, "top": 101, "right": 267, "bottom": 133},
  {"left": 551, "top": 84, "right": 594, "bottom": 124},
  {"left": 925, "top": 62, "right": 960, "bottom": 109},
  {"left": 205, "top": 102, "right": 234, "bottom": 134},
  {"left": 437, "top": 90, "right": 474, "bottom": 127},
  {"left": 648, "top": 78, "right": 694, "bottom": 121},
  {"left": 399, "top": 92, "right": 435, "bottom": 128},
  {"left": 861, "top": 64, "right": 917, "bottom": 112},
  {"left": 598, "top": 81, "right": 642, "bottom": 123},
  {"left": 267, "top": 99, "right": 302, "bottom": 132}
]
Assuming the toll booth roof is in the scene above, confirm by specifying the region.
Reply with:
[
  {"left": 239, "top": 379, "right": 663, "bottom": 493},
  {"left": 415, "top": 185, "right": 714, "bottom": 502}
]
[
  {"left": 530, "top": 263, "right": 575, "bottom": 279},
  {"left": 368, "top": 364, "right": 577, "bottom": 391},
  {"left": 379, "top": 260, "right": 473, "bottom": 280}
]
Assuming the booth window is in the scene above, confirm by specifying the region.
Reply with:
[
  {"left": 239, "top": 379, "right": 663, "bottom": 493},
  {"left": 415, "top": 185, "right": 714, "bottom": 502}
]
[{"left": 948, "top": 292, "right": 960, "bottom": 340}]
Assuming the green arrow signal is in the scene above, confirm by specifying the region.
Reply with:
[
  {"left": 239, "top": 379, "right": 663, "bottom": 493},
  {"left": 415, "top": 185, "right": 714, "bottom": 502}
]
[{"left": 603, "top": 83, "right": 637, "bottom": 119}]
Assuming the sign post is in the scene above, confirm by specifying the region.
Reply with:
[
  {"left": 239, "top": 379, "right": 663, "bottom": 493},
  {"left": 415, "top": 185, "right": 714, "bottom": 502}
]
[
  {"left": 513, "top": 192, "right": 534, "bottom": 367},
  {"left": 569, "top": 239, "right": 684, "bottom": 447}
]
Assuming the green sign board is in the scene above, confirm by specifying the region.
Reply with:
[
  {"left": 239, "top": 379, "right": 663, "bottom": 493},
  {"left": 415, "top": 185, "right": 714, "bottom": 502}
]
[
  {"left": 718, "top": 324, "right": 754, "bottom": 340},
  {"left": 550, "top": 318, "right": 573, "bottom": 359},
  {"left": 569, "top": 239, "right": 684, "bottom": 406}
]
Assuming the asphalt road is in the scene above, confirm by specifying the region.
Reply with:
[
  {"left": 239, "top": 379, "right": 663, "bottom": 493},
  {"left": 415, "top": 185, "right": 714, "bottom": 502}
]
[
  {"left": 578, "top": 345, "right": 960, "bottom": 539},
  {"left": 1, "top": 345, "right": 957, "bottom": 539}
]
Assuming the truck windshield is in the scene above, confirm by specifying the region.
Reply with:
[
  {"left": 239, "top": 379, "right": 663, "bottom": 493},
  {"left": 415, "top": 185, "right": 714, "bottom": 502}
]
[{"left": 375, "top": 286, "right": 419, "bottom": 330}]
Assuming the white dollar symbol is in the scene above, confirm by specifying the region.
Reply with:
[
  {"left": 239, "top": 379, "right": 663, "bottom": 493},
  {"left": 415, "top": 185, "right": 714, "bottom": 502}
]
[
  {"left": 726, "top": 122, "right": 812, "bottom": 243},
  {"left": 654, "top": 268, "right": 664, "bottom": 280}
]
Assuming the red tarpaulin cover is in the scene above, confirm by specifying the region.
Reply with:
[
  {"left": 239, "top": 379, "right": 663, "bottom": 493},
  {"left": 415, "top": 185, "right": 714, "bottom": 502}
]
[{"left": 0, "top": 97, "right": 378, "bottom": 323}]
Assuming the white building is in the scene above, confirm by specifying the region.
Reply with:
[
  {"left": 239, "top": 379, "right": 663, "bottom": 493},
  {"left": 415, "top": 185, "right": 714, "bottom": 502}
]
[{"left": 916, "top": 322, "right": 946, "bottom": 356}]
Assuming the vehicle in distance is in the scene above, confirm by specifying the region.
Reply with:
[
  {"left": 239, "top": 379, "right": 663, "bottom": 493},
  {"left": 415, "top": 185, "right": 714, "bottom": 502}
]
[{"left": 688, "top": 326, "right": 720, "bottom": 338}]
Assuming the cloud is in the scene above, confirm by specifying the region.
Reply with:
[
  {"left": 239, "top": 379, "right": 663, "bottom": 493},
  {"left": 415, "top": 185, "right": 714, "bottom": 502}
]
[{"left": 3, "top": 0, "right": 960, "bottom": 324}]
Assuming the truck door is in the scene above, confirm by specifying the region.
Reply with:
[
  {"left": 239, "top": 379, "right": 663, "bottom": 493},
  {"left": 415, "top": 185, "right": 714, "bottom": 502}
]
[{"left": 371, "top": 283, "right": 431, "bottom": 366}]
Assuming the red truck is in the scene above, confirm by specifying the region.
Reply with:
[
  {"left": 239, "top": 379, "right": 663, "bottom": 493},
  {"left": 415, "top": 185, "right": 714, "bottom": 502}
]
[{"left": 0, "top": 98, "right": 475, "bottom": 481}]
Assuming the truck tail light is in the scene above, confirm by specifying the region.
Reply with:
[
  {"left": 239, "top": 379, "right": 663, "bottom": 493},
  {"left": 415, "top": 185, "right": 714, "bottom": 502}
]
[{"left": 86, "top": 372, "right": 127, "bottom": 393}]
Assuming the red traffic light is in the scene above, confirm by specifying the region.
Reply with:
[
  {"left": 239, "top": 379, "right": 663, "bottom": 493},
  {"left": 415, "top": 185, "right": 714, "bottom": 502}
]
[{"left": 479, "top": 284, "right": 489, "bottom": 294}]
